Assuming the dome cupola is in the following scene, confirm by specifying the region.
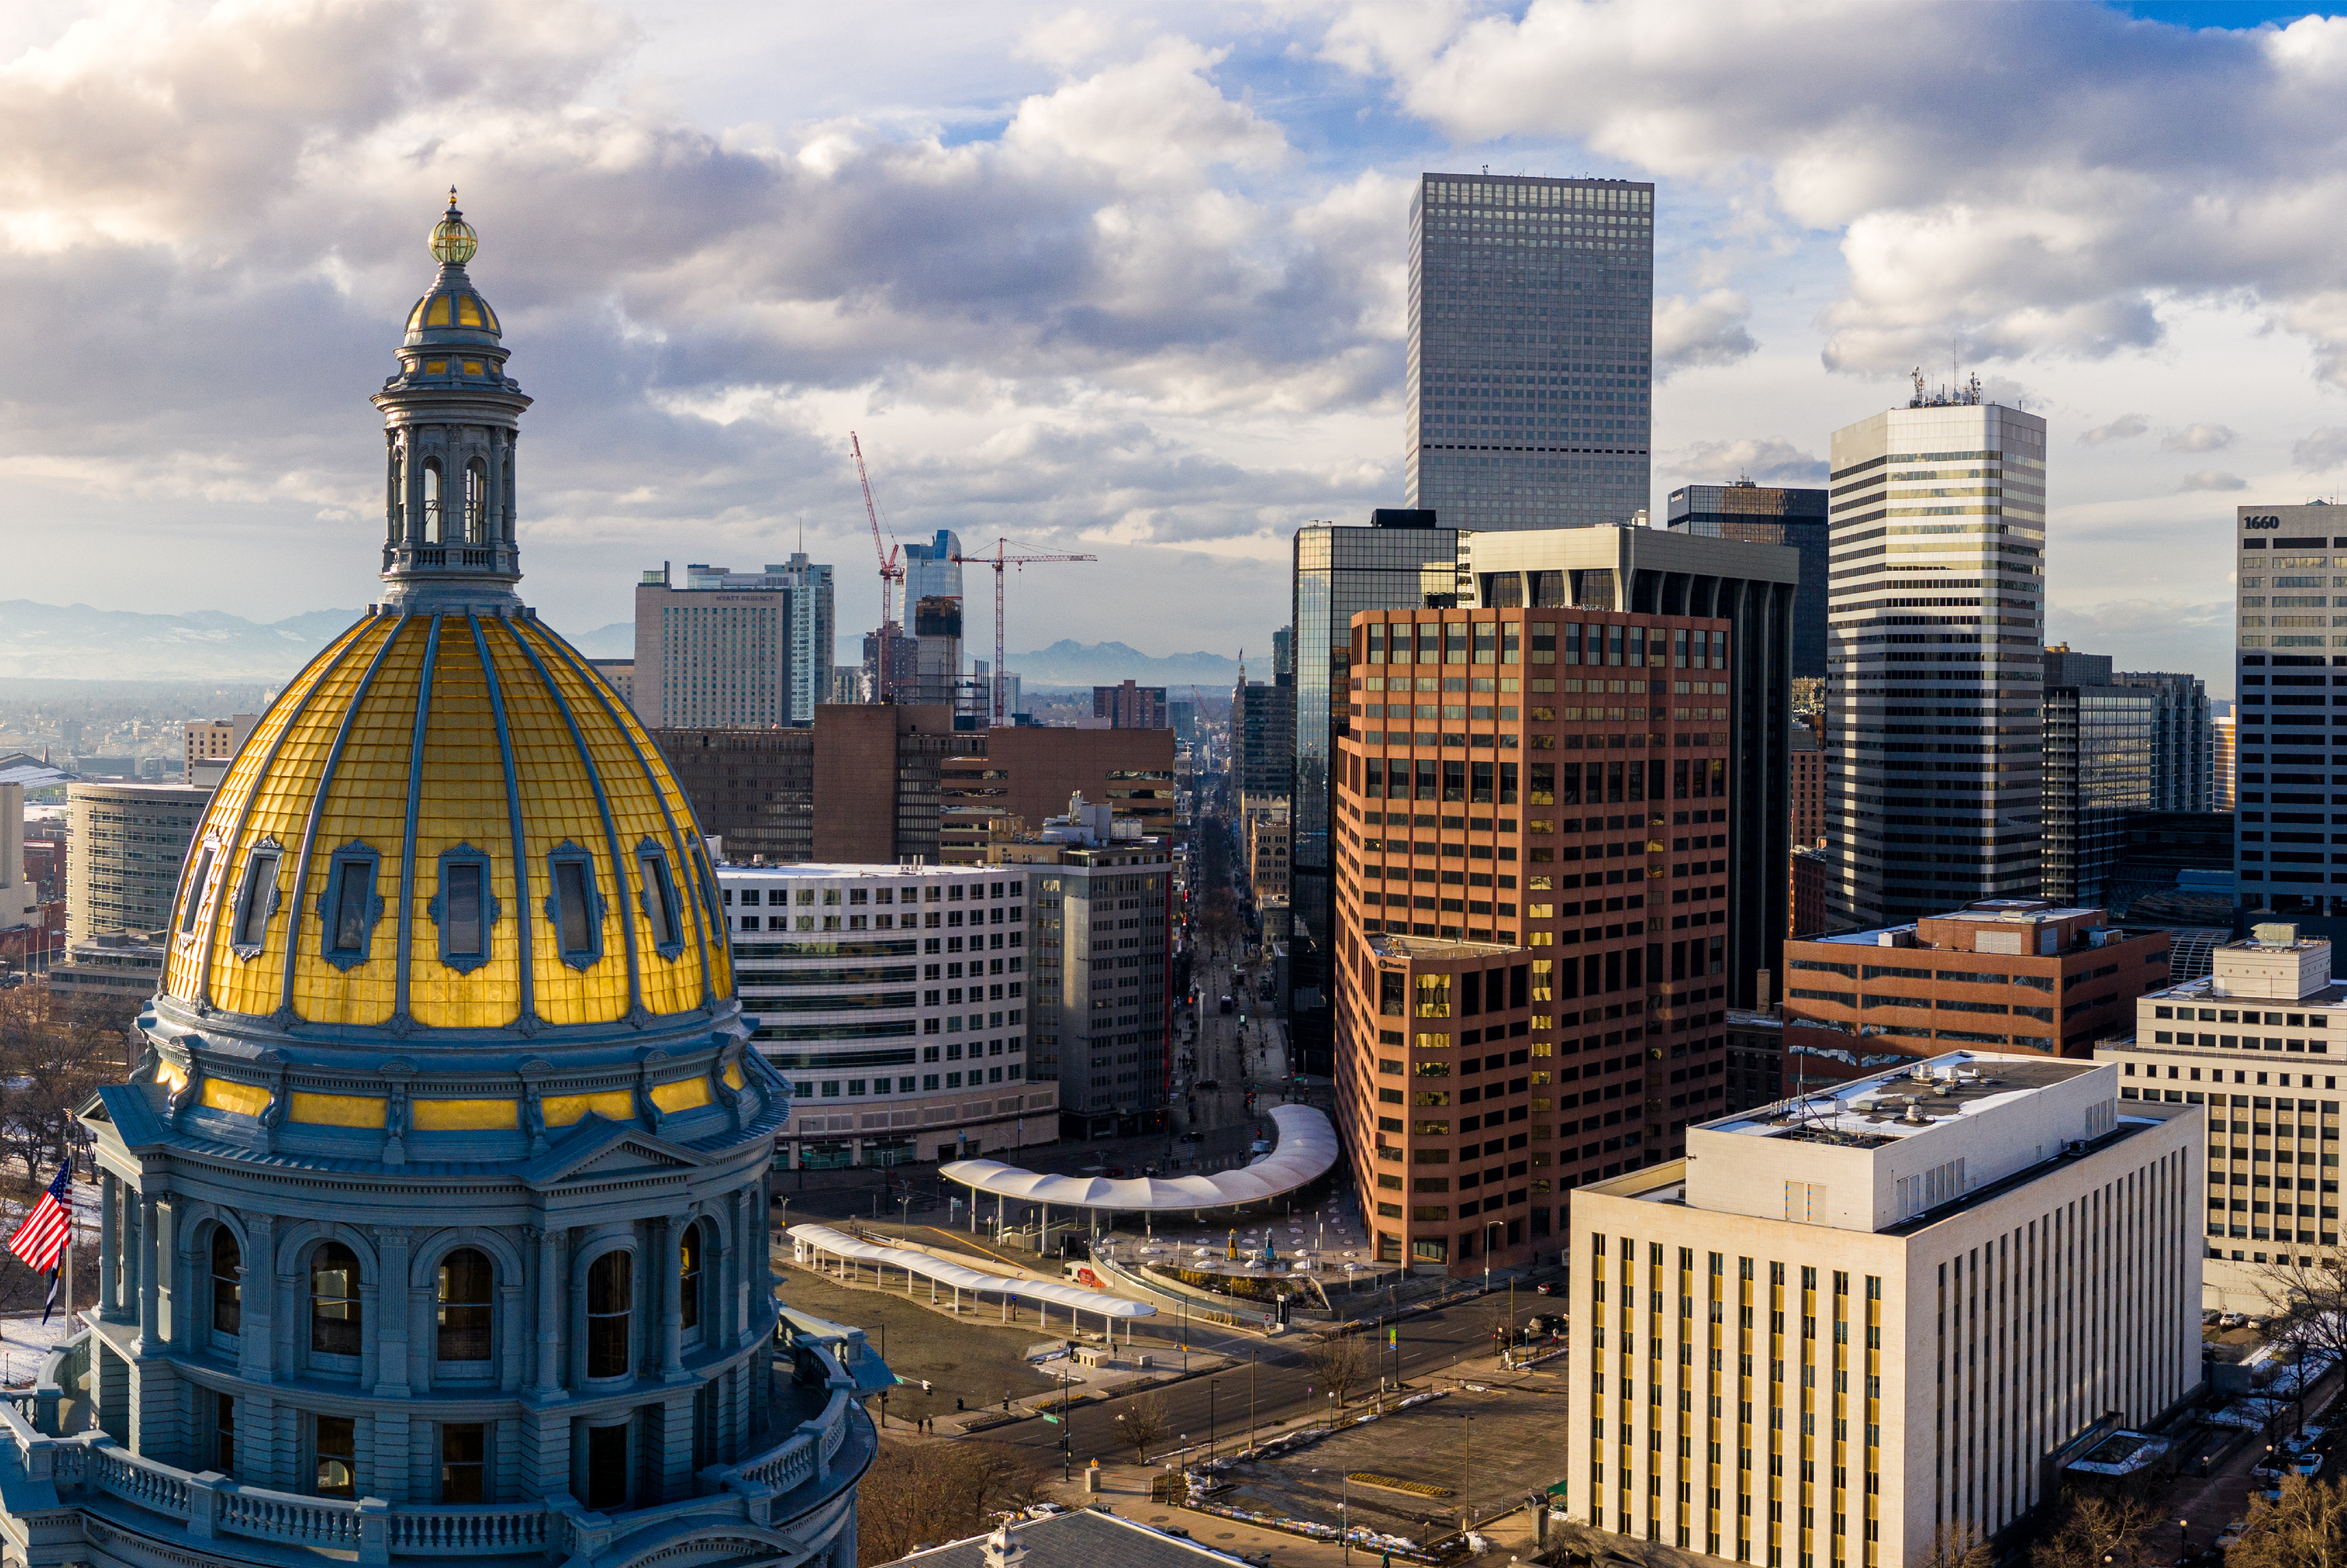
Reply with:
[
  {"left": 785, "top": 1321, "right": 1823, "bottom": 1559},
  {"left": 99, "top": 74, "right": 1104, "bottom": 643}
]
[{"left": 374, "top": 189, "right": 531, "bottom": 612}]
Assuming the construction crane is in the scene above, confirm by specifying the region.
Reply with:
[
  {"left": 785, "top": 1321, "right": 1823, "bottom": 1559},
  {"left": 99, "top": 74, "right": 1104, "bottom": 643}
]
[
  {"left": 951, "top": 538, "right": 1098, "bottom": 726},
  {"left": 850, "top": 432, "right": 904, "bottom": 700}
]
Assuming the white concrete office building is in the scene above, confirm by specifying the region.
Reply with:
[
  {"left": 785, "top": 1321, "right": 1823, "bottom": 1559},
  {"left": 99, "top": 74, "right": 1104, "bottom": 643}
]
[
  {"left": 1826, "top": 397, "right": 2048, "bottom": 931},
  {"left": 720, "top": 862, "right": 1056, "bottom": 1168},
  {"left": 2099, "top": 920, "right": 2347, "bottom": 1309},
  {"left": 1569, "top": 1052, "right": 2200, "bottom": 1568}
]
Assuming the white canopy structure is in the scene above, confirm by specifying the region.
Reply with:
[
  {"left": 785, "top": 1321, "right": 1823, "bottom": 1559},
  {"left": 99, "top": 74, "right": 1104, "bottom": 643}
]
[
  {"left": 786, "top": 1223, "right": 1153, "bottom": 1340},
  {"left": 940, "top": 1104, "right": 1340, "bottom": 1216}
]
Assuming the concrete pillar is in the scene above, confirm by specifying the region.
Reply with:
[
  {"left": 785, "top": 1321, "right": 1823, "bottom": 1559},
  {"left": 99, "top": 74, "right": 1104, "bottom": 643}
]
[
  {"left": 530, "top": 1226, "right": 564, "bottom": 1401},
  {"left": 659, "top": 1218, "right": 685, "bottom": 1382},
  {"left": 239, "top": 1213, "right": 275, "bottom": 1381},
  {"left": 372, "top": 1227, "right": 410, "bottom": 1398},
  {"left": 98, "top": 1170, "right": 119, "bottom": 1322},
  {"left": 137, "top": 1189, "right": 162, "bottom": 1353}
]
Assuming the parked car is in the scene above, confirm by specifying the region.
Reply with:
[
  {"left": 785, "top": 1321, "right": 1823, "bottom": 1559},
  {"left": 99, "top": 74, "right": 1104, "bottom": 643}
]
[
  {"left": 2220, "top": 1313, "right": 2245, "bottom": 1329},
  {"left": 2297, "top": 1454, "right": 2327, "bottom": 1479}
]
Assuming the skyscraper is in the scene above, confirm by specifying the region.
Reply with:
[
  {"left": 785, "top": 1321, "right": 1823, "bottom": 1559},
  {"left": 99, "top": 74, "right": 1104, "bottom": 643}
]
[
  {"left": 1666, "top": 480, "right": 1829, "bottom": 680},
  {"left": 1289, "top": 512, "right": 1462, "bottom": 1075},
  {"left": 1405, "top": 174, "right": 1654, "bottom": 531},
  {"left": 1826, "top": 393, "right": 2049, "bottom": 929},
  {"left": 2114, "top": 669, "right": 2214, "bottom": 813},
  {"left": 1448, "top": 525, "right": 1801, "bottom": 1009},
  {"left": 903, "top": 528, "right": 963, "bottom": 606},
  {"left": 2232, "top": 502, "right": 2347, "bottom": 914},
  {"left": 1334, "top": 602, "right": 1738, "bottom": 1275},
  {"left": 2039, "top": 647, "right": 2155, "bottom": 908},
  {"left": 633, "top": 557, "right": 833, "bottom": 727}
]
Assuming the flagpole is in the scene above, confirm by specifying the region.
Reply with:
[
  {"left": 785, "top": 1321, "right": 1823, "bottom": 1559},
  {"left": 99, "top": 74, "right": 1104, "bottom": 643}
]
[{"left": 61, "top": 1156, "right": 71, "bottom": 1329}]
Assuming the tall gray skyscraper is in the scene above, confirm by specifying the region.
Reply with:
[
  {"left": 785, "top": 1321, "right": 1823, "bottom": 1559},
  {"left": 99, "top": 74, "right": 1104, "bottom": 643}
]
[
  {"left": 1405, "top": 173, "right": 1653, "bottom": 531},
  {"left": 1826, "top": 392, "right": 2049, "bottom": 929},
  {"left": 2232, "top": 502, "right": 2347, "bottom": 915}
]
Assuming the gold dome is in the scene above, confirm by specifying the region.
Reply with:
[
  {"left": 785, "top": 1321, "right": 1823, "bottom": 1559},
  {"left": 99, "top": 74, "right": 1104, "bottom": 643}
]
[{"left": 164, "top": 609, "right": 730, "bottom": 1035}]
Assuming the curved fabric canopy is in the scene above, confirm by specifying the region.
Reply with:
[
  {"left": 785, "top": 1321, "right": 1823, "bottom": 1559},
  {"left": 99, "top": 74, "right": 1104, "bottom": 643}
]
[
  {"left": 786, "top": 1223, "right": 1157, "bottom": 1318},
  {"left": 940, "top": 1104, "right": 1339, "bottom": 1213}
]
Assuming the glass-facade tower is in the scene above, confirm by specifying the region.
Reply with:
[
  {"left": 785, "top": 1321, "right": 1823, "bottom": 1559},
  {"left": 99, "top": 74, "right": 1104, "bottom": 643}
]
[
  {"left": 2233, "top": 503, "right": 2347, "bottom": 914},
  {"left": 1666, "top": 481, "right": 1829, "bottom": 680},
  {"left": 1405, "top": 173, "right": 1654, "bottom": 531},
  {"left": 1826, "top": 398, "right": 2049, "bottom": 929},
  {"left": 1287, "top": 514, "right": 1460, "bottom": 1075}
]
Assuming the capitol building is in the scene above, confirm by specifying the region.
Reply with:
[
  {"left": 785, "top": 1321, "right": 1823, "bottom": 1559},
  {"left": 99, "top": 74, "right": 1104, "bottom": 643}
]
[{"left": 0, "top": 198, "right": 882, "bottom": 1568}]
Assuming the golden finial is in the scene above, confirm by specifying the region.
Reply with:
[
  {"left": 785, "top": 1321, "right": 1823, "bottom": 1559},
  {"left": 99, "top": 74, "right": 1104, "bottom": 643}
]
[{"left": 429, "top": 189, "right": 478, "bottom": 267}]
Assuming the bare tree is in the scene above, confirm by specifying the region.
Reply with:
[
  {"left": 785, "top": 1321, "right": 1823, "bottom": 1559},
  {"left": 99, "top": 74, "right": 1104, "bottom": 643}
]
[
  {"left": 1117, "top": 1393, "right": 1168, "bottom": 1463},
  {"left": 2029, "top": 1494, "right": 2159, "bottom": 1568},
  {"left": 1305, "top": 1331, "right": 1374, "bottom": 1409},
  {"left": 855, "top": 1440, "right": 1047, "bottom": 1565},
  {"left": 2232, "top": 1475, "right": 2347, "bottom": 1568},
  {"left": 1929, "top": 1523, "right": 1992, "bottom": 1568}
]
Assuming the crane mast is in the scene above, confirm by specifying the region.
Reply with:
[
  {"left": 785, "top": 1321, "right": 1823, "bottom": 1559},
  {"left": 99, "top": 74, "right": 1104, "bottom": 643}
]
[
  {"left": 951, "top": 539, "right": 1098, "bottom": 726},
  {"left": 851, "top": 431, "right": 903, "bottom": 700}
]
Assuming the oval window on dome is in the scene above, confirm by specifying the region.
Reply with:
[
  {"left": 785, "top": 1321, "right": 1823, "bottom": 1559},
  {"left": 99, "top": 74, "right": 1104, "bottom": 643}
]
[{"left": 456, "top": 296, "right": 484, "bottom": 328}]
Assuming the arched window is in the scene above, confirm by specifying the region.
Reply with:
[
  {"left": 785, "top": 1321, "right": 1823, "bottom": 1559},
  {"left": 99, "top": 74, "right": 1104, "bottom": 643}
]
[
  {"left": 310, "top": 1242, "right": 360, "bottom": 1357},
  {"left": 464, "top": 458, "right": 487, "bottom": 544},
  {"left": 210, "top": 1227, "right": 241, "bottom": 1339},
  {"left": 436, "top": 1248, "right": 492, "bottom": 1363},
  {"left": 679, "top": 1224, "right": 702, "bottom": 1336},
  {"left": 421, "top": 460, "right": 443, "bottom": 544},
  {"left": 586, "top": 1251, "right": 631, "bottom": 1379},
  {"left": 389, "top": 450, "right": 406, "bottom": 542}
]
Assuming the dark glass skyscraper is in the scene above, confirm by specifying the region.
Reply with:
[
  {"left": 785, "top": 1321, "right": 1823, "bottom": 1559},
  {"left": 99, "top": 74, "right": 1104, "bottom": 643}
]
[
  {"left": 1666, "top": 480, "right": 1828, "bottom": 680},
  {"left": 1287, "top": 513, "right": 1459, "bottom": 1074},
  {"left": 1405, "top": 173, "right": 1654, "bottom": 531}
]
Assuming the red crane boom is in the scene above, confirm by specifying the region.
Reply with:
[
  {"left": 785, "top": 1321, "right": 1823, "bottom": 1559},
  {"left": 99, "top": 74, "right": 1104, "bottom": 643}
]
[
  {"left": 951, "top": 539, "right": 1097, "bottom": 726},
  {"left": 850, "top": 432, "right": 904, "bottom": 700}
]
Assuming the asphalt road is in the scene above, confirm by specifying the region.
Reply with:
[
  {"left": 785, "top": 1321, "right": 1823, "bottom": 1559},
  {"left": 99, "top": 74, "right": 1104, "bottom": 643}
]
[{"left": 982, "top": 1284, "right": 1559, "bottom": 1469}]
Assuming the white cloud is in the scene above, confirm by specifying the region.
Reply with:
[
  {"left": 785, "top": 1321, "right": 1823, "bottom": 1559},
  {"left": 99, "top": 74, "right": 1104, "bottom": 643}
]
[
  {"left": 2079, "top": 414, "right": 2149, "bottom": 445},
  {"left": 2295, "top": 427, "right": 2347, "bottom": 471},
  {"left": 1668, "top": 438, "right": 1824, "bottom": 488},
  {"left": 1654, "top": 290, "right": 1756, "bottom": 378},
  {"left": 2161, "top": 422, "right": 2238, "bottom": 452},
  {"left": 1318, "top": 1, "right": 2347, "bottom": 384},
  {"left": 2176, "top": 469, "right": 2246, "bottom": 492}
]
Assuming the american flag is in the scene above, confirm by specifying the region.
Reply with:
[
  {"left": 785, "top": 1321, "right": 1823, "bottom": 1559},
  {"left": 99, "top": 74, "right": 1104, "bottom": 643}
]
[{"left": 9, "top": 1163, "right": 71, "bottom": 1276}]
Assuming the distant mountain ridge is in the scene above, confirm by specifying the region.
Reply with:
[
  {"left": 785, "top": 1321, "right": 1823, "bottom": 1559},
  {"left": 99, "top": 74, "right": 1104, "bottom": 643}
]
[
  {"left": 0, "top": 602, "right": 638, "bottom": 680},
  {"left": 1005, "top": 640, "right": 1242, "bottom": 688}
]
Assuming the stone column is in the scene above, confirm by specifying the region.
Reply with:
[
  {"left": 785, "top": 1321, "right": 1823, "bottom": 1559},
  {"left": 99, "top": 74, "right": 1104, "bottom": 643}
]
[
  {"left": 170, "top": 1197, "right": 198, "bottom": 1349},
  {"left": 373, "top": 1227, "right": 410, "bottom": 1398},
  {"left": 240, "top": 1213, "right": 275, "bottom": 1382},
  {"left": 659, "top": 1218, "right": 685, "bottom": 1382},
  {"left": 528, "top": 1226, "right": 564, "bottom": 1401},
  {"left": 136, "top": 1189, "right": 162, "bottom": 1354},
  {"left": 98, "top": 1170, "right": 119, "bottom": 1322}
]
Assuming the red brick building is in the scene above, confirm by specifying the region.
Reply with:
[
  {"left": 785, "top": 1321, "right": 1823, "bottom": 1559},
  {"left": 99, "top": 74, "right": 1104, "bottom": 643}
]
[
  {"left": 1779, "top": 898, "right": 2171, "bottom": 1089},
  {"left": 1333, "top": 605, "right": 1736, "bottom": 1275}
]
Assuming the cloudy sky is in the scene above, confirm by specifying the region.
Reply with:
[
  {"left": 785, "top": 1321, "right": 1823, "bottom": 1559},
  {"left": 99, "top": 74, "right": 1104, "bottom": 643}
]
[{"left": 5, "top": 0, "right": 2347, "bottom": 693}]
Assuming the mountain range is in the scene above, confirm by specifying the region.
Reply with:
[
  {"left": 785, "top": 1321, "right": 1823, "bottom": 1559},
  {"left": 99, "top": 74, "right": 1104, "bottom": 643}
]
[
  {"left": 0, "top": 598, "right": 1230, "bottom": 690},
  {"left": 0, "top": 601, "right": 636, "bottom": 680},
  {"left": 1006, "top": 641, "right": 1243, "bottom": 688}
]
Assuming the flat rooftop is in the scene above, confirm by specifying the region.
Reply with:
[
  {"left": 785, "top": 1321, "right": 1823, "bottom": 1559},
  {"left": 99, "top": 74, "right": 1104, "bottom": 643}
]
[
  {"left": 1368, "top": 933, "right": 1521, "bottom": 960},
  {"left": 2140, "top": 972, "right": 2347, "bottom": 1006},
  {"left": 1700, "top": 1052, "right": 2098, "bottom": 1149},
  {"left": 714, "top": 861, "right": 999, "bottom": 879}
]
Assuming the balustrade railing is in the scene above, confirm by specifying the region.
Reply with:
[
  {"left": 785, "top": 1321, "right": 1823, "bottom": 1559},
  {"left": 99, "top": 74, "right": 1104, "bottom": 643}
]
[{"left": 0, "top": 1368, "right": 864, "bottom": 1560}]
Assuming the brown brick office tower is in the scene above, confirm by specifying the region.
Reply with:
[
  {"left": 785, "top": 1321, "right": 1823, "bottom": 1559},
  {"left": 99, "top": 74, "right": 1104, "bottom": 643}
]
[{"left": 1334, "top": 606, "right": 1736, "bottom": 1275}]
